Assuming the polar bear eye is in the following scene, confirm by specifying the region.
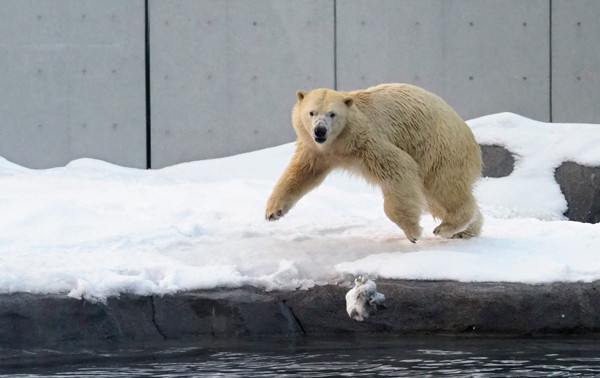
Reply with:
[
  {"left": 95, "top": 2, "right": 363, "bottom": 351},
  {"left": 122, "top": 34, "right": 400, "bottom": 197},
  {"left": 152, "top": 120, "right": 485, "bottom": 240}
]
[
  {"left": 329, "top": 112, "right": 336, "bottom": 118},
  {"left": 309, "top": 111, "right": 315, "bottom": 117}
]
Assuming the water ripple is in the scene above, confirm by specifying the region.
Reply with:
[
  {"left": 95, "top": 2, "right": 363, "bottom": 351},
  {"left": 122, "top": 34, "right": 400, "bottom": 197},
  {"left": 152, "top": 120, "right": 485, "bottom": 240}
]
[{"left": 3, "top": 338, "right": 600, "bottom": 377}]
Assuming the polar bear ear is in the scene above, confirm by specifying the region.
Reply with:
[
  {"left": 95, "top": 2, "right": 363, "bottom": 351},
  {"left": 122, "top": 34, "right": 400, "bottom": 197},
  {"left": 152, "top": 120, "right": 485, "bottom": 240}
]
[
  {"left": 296, "top": 90, "right": 306, "bottom": 101},
  {"left": 344, "top": 97, "right": 354, "bottom": 107}
]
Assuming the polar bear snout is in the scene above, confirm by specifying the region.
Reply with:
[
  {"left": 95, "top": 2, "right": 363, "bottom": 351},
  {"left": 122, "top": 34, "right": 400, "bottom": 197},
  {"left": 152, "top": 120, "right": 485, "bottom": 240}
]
[
  {"left": 314, "top": 126, "right": 328, "bottom": 143},
  {"left": 313, "top": 121, "right": 329, "bottom": 144}
]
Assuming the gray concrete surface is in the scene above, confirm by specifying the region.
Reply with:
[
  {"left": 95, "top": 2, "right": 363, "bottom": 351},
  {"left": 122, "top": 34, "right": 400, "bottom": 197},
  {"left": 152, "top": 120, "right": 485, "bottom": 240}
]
[
  {"left": 1, "top": 280, "right": 599, "bottom": 356},
  {"left": 1, "top": 1, "right": 599, "bottom": 168},
  {"left": 336, "top": 0, "right": 550, "bottom": 122},
  {"left": 149, "top": 0, "right": 334, "bottom": 168},
  {"left": 552, "top": 0, "right": 600, "bottom": 123},
  {"left": 0, "top": 0, "right": 146, "bottom": 169}
]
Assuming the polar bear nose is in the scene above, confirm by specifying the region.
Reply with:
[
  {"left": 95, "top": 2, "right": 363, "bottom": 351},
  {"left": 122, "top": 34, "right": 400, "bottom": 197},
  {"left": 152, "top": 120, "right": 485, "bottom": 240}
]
[{"left": 314, "top": 126, "right": 327, "bottom": 138}]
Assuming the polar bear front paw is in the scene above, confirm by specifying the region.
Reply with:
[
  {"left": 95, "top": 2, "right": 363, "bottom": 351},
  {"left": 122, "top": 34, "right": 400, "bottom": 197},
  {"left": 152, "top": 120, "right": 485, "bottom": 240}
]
[
  {"left": 265, "top": 196, "right": 291, "bottom": 221},
  {"left": 266, "top": 208, "right": 284, "bottom": 221}
]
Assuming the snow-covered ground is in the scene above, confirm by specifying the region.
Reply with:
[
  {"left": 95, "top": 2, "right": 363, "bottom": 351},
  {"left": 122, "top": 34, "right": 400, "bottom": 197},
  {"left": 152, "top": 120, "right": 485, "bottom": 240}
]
[{"left": 0, "top": 113, "right": 599, "bottom": 301}]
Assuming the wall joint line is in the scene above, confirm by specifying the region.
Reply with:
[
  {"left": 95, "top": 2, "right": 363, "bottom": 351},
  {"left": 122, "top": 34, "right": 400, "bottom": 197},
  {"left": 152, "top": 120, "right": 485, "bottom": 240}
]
[{"left": 145, "top": 0, "right": 152, "bottom": 169}]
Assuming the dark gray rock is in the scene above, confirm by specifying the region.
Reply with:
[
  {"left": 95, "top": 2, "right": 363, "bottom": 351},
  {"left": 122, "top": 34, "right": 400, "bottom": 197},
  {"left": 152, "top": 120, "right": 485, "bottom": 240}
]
[
  {"left": 480, "top": 144, "right": 515, "bottom": 178},
  {"left": 0, "top": 287, "right": 304, "bottom": 352},
  {"left": 281, "top": 280, "right": 600, "bottom": 336},
  {"left": 2, "top": 280, "right": 599, "bottom": 355},
  {"left": 555, "top": 161, "right": 600, "bottom": 223},
  {"left": 0, "top": 293, "right": 162, "bottom": 349},
  {"left": 151, "top": 288, "right": 303, "bottom": 340}
]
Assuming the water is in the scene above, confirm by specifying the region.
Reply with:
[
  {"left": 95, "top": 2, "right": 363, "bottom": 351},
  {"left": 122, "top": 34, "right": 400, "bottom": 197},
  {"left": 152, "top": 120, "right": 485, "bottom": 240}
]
[{"left": 2, "top": 336, "right": 600, "bottom": 377}]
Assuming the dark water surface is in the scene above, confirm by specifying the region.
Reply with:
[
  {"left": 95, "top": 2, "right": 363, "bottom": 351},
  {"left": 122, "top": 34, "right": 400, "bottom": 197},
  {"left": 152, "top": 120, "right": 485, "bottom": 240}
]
[{"left": 2, "top": 336, "right": 600, "bottom": 377}]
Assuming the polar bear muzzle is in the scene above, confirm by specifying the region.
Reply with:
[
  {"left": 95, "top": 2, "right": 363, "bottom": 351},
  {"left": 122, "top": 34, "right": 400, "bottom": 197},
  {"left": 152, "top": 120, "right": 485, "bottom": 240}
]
[
  {"left": 313, "top": 119, "right": 330, "bottom": 144},
  {"left": 314, "top": 126, "right": 327, "bottom": 143}
]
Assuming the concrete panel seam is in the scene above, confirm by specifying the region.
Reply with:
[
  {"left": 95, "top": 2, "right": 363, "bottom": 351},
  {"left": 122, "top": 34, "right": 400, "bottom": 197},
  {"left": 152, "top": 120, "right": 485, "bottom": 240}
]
[
  {"left": 549, "top": 0, "right": 553, "bottom": 122},
  {"left": 333, "top": 0, "right": 337, "bottom": 90},
  {"left": 145, "top": 0, "right": 152, "bottom": 169}
]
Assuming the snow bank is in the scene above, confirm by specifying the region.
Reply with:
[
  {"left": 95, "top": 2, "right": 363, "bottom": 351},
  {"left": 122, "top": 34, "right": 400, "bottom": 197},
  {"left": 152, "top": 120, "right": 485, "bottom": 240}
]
[
  {"left": 471, "top": 113, "right": 600, "bottom": 220},
  {"left": 0, "top": 113, "right": 599, "bottom": 300}
]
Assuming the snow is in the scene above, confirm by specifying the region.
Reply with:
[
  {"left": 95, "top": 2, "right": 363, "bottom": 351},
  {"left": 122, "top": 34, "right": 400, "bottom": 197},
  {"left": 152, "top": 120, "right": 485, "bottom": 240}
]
[
  {"left": 470, "top": 113, "right": 600, "bottom": 220},
  {"left": 0, "top": 112, "right": 599, "bottom": 300}
]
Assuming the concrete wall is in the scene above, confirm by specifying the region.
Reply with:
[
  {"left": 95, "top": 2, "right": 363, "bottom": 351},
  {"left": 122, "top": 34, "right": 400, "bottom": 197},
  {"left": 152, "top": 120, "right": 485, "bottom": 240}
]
[
  {"left": 0, "top": 0, "right": 146, "bottom": 169},
  {"left": 0, "top": 0, "right": 598, "bottom": 169},
  {"left": 337, "top": 0, "right": 550, "bottom": 121},
  {"left": 551, "top": 0, "right": 600, "bottom": 123},
  {"left": 149, "top": 0, "right": 334, "bottom": 168}
]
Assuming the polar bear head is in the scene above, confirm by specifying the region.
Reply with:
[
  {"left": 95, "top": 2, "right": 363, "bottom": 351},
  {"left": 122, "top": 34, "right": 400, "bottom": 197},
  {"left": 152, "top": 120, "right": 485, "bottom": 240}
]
[{"left": 294, "top": 88, "right": 354, "bottom": 147}]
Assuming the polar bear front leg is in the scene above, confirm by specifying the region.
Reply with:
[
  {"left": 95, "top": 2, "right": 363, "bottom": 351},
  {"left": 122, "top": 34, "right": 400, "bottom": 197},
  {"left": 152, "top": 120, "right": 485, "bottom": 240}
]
[
  {"left": 383, "top": 188, "right": 424, "bottom": 243},
  {"left": 359, "top": 142, "right": 425, "bottom": 242},
  {"left": 265, "top": 148, "right": 330, "bottom": 221}
]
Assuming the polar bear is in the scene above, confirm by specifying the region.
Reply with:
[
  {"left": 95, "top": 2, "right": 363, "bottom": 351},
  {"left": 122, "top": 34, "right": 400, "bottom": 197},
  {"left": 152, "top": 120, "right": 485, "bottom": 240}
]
[{"left": 265, "top": 83, "right": 482, "bottom": 242}]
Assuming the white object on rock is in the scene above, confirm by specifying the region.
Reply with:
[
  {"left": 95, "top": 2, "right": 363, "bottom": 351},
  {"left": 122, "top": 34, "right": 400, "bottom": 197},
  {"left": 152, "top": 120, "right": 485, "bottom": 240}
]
[{"left": 345, "top": 275, "right": 386, "bottom": 321}]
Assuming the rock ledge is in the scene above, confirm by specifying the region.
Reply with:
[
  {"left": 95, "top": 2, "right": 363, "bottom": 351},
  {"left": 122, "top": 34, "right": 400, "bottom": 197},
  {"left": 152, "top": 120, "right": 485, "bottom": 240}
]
[{"left": 1, "top": 280, "right": 599, "bottom": 353}]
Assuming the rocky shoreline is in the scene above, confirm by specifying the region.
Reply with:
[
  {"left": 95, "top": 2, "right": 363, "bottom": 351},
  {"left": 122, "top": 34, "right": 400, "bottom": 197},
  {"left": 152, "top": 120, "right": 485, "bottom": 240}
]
[{"left": 1, "top": 279, "right": 599, "bottom": 354}]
